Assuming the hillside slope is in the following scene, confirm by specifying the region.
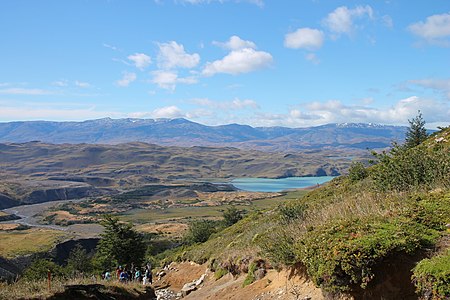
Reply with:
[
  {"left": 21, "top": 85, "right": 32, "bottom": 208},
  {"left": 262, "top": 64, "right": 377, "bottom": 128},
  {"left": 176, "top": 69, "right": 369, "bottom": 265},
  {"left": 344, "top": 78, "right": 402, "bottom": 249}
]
[{"left": 172, "top": 127, "right": 450, "bottom": 299}]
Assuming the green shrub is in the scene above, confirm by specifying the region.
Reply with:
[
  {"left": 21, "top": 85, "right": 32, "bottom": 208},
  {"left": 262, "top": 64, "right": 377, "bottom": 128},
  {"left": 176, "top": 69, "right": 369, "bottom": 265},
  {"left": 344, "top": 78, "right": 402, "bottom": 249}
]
[
  {"left": 413, "top": 249, "right": 450, "bottom": 299},
  {"left": 214, "top": 267, "right": 228, "bottom": 280},
  {"left": 184, "top": 219, "right": 218, "bottom": 244},
  {"left": 222, "top": 206, "right": 243, "bottom": 227},
  {"left": 23, "top": 259, "right": 65, "bottom": 281},
  {"left": 243, "top": 262, "right": 257, "bottom": 287},
  {"left": 348, "top": 162, "right": 368, "bottom": 182}
]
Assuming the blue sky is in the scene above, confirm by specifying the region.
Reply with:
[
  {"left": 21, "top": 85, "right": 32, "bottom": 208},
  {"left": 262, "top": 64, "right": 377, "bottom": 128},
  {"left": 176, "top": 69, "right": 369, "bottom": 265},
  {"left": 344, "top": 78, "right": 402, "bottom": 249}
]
[{"left": 0, "top": 0, "right": 449, "bottom": 128}]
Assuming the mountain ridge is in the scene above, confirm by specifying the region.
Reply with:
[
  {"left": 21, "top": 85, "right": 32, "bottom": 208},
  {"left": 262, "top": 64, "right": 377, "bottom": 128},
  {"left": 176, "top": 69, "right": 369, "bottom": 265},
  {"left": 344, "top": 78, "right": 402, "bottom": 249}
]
[{"left": 0, "top": 118, "right": 407, "bottom": 151}]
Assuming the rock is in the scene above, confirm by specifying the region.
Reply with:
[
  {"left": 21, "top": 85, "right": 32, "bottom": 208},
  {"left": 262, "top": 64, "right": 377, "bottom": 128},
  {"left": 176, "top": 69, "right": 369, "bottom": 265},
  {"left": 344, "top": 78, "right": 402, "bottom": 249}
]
[
  {"left": 195, "top": 274, "right": 206, "bottom": 286},
  {"left": 254, "top": 268, "right": 266, "bottom": 280},
  {"left": 181, "top": 282, "right": 197, "bottom": 297}
]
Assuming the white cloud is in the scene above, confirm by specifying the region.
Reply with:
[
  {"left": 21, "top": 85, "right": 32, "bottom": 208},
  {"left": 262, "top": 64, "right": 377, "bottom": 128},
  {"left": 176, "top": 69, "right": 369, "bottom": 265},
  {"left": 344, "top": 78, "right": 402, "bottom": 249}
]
[
  {"left": 116, "top": 72, "right": 137, "bottom": 87},
  {"left": 150, "top": 70, "right": 197, "bottom": 90},
  {"left": 409, "top": 78, "right": 450, "bottom": 99},
  {"left": 0, "top": 88, "right": 55, "bottom": 95},
  {"left": 52, "top": 80, "right": 69, "bottom": 87},
  {"left": 213, "top": 35, "right": 256, "bottom": 50},
  {"left": 305, "top": 53, "right": 320, "bottom": 64},
  {"left": 152, "top": 105, "right": 184, "bottom": 118},
  {"left": 75, "top": 81, "right": 91, "bottom": 88},
  {"left": 157, "top": 41, "right": 200, "bottom": 69},
  {"left": 408, "top": 12, "right": 450, "bottom": 46},
  {"left": 192, "top": 97, "right": 259, "bottom": 110},
  {"left": 284, "top": 28, "right": 324, "bottom": 50},
  {"left": 382, "top": 15, "right": 393, "bottom": 28},
  {"left": 323, "top": 5, "right": 374, "bottom": 36},
  {"left": 128, "top": 53, "right": 152, "bottom": 70},
  {"left": 202, "top": 47, "right": 273, "bottom": 76},
  {"left": 0, "top": 105, "right": 120, "bottom": 121},
  {"left": 103, "top": 43, "right": 119, "bottom": 51}
]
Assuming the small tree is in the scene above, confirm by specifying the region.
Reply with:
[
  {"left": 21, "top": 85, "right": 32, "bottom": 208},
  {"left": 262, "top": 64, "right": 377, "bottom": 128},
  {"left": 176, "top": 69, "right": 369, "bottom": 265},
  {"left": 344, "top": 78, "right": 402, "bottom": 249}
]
[
  {"left": 94, "top": 215, "right": 146, "bottom": 271},
  {"left": 184, "top": 219, "right": 217, "bottom": 244},
  {"left": 222, "top": 206, "right": 243, "bottom": 227},
  {"left": 348, "top": 162, "right": 368, "bottom": 182},
  {"left": 23, "top": 259, "right": 65, "bottom": 281},
  {"left": 66, "top": 244, "right": 92, "bottom": 275},
  {"left": 405, "top": 111, "right": 428, "bottom": 149}
]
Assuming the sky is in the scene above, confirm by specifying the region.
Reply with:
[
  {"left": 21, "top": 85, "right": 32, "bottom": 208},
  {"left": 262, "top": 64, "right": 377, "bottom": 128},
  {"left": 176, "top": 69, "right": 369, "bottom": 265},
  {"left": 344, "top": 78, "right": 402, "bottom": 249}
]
[{"left": 0, "top": 0, "right": 449, "bottom": 128}]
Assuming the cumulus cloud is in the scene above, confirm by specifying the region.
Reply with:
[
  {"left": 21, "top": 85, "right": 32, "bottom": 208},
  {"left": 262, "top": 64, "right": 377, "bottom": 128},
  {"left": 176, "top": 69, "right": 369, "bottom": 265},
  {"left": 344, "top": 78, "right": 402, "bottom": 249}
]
[
  {"left": 284, "top": 28, "right": 324, "bottom": 50},
  {"left": 203, "top": 47, "right": 272, "bottom": 76},
  {"left": 150, "top": 70, "right": 197, "bottom": 90},
  {"left": 116, "top": 72, "right": 137, "bottom": 87},
  {"left": 157, "top": 41, "right": 200, "bottom": 69},
  {"left": 128, "top": 53, "right": 152, "bottom": 70},
  {"left": 151, "top": 105, "right": 185, "bottom": 118},
  {"left": 408, "top": 12, "right": 450, "bottom": 46},
  {"left": 213, "top": 35, "right": 256, "bottom": 50},
  {"left": 323, "top": 5, "right": 374, "bottom": 37}
]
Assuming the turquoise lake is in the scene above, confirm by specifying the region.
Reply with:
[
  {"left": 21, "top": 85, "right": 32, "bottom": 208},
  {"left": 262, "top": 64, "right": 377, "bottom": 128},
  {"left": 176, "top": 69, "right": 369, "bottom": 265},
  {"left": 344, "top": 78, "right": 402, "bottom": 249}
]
[{"left": 231, "top": 176, "right": 335, "bottom": 192}]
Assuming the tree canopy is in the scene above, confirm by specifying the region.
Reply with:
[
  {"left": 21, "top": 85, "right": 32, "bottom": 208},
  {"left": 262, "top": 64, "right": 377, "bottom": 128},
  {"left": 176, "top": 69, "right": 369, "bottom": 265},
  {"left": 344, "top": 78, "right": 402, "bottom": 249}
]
[
  {"left": 95, "top": 215, "right": 146, "bottom": 270},
  {"left": 405, "top": 111, "right": 428, "bottom": 149}
]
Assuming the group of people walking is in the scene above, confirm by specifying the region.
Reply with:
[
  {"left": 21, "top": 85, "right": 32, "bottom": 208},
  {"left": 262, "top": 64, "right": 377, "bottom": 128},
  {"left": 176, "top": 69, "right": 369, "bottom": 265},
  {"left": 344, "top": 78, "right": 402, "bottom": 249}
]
[{"left": 102, "top": 263, "right": 152, "bottom": 285}]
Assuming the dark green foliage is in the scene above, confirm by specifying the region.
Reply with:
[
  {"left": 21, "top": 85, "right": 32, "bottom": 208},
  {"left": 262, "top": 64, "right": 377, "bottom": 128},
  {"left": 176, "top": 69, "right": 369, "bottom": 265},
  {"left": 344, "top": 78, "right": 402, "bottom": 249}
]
[
  {"left": 94, "top": 215, "right": 146, "bottom": 270},
  {"left": 371, "top": 143, "right": 450, "bottom": 191},
  {"left": 412, "top": 249, "right": 450, "bottom": 299},
  {"left": 348, "top": 162, "right": 368, "bottom": 182},
  {"left": 23, "top": 259, "right": 65, "bottom": 281},
  {"left": 405, "top": 111, "right": 428, "bottom": 149},
  {"left": 184, "top": 219, "right": 218, "bottom": 244},
  {"left": 277, "top": 202, "right": 306, "bottom": 224},
  {"left": 222, "top": 206, "right": 243, "bottom": 227},
  {"left": 66, "top": 244, "right": 93, "bottom": 275}
]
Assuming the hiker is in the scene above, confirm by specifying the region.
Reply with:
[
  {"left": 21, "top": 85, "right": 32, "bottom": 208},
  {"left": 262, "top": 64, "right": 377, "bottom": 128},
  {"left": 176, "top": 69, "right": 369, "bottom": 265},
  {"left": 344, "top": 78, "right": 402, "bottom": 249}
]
[
  {"left": 116, "top": 266, "right": 123, "bottom": 280},
  {"left": 143, "top": 264, "right": 152, "bottom": 285},
  {"left": 119, "top": 269, "right": 129, "bottom": 283},
  {"left": 135, "top": 268, "right": 142, "bottom": 282},
  {"left": 104, "top": 270, "right": 111, "bottom": 281}
]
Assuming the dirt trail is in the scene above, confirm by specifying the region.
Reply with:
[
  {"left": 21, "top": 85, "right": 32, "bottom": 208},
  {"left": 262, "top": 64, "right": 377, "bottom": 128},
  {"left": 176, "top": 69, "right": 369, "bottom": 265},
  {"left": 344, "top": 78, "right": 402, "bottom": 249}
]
[{"left": 155, "top": 262, "right": 329, "bottom": 300}]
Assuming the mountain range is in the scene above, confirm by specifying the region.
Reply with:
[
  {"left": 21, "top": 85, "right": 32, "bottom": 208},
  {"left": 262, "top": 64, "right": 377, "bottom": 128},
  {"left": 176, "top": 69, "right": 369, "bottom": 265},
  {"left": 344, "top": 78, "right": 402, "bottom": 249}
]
[{"left": 0, "top": 118, "right": 407, "bottom": 151}]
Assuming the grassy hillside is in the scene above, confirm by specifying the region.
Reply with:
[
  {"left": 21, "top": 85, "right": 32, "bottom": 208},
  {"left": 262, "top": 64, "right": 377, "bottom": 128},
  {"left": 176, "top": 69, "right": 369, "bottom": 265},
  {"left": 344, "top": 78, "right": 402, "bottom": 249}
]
[{"left": 173, "top": 127, "right": 450, "bottom": 298}]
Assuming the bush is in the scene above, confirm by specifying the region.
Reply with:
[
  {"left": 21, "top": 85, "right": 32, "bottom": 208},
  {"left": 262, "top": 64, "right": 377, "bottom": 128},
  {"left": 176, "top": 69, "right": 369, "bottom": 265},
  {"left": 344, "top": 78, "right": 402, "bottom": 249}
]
[
  {"left": 23, "top": 259, "right": 65, "bottom": 281},
  {"left": 348, "top": 162, "right": 368, "bottom": 182},
  {"left": 242, "top": 262, "right": 257, "bottom": 287},
  {"left": 184, "top": 220, "right": 218, "bottom": 244},
  {"left": 412, "top": 249, "right": 450, "bottom": 299},
  {"left": 222, "top": 206, "right": 243, "bottom": 227}
]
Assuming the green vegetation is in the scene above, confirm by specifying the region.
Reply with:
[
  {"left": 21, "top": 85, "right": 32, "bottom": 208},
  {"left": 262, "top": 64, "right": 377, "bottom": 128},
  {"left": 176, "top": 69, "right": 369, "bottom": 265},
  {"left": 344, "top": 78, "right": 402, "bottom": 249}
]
[
  {"left": 0, "top": 228, "right": 69, "bottom": 258},
  {"left": 412, "top": 249, "right": 450, "bottom": 299},
  {"left": 243, "top": 261, "right": 257, "bottom": 287},
  {"left": 66, "top": 244, "right": 93, "bottom": 275},
  {"left": 173, "top": 127, "right": 450, "bottom": 295},
  {"left": 184, "top": 219, "right": 219, "bottom": 244},
  {"left": 405, "top": 110, "right": 428, "bottom": 149},
  {"left": 222, "top": 206, "right": 243, "bottom": 227},
  {"left": 94, "top": 215, "right": 146, "bottom": 270},
  {"left": 22, "top": 259, "right": 66, "bottom": 281}
]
